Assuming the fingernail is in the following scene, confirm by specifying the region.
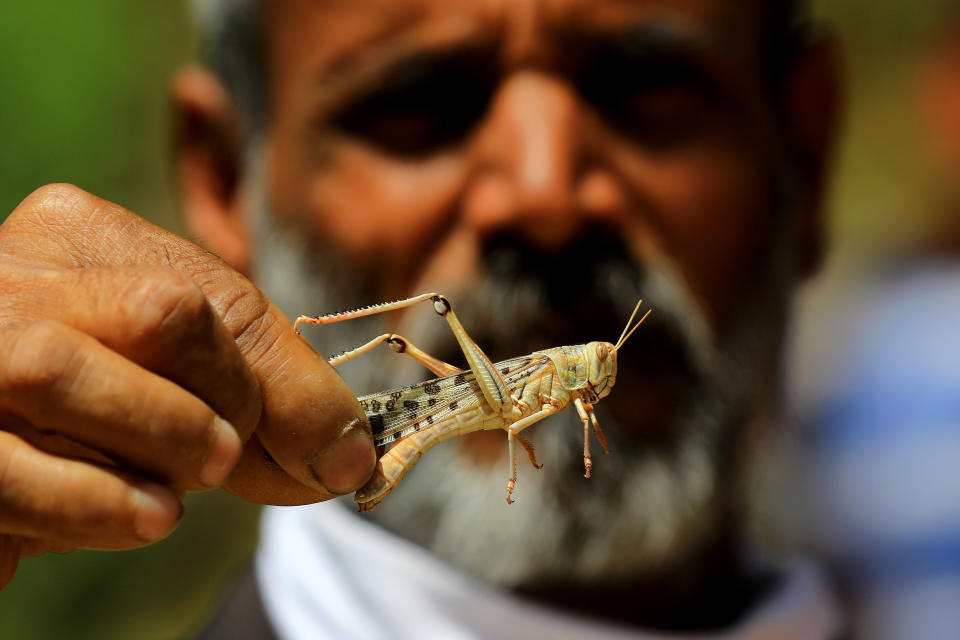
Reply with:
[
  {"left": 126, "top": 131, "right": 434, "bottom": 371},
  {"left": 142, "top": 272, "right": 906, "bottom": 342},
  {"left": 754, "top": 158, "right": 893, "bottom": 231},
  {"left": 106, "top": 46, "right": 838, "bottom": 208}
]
[
  {"left": 311, "top": 418, "right": 376, "bottom": 495},
  {"left": 133, "top": 482, "right": 182, "bottom": 542},
  {"left": 201, "top": 416, "right": 242, "bottom": 488}
]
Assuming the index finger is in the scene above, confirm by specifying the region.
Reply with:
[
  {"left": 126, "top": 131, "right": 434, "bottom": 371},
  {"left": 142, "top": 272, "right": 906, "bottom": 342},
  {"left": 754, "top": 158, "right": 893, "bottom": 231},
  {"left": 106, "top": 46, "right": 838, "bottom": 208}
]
[{"left": 4, "top": 184, "right": 376, "bottom": 499}]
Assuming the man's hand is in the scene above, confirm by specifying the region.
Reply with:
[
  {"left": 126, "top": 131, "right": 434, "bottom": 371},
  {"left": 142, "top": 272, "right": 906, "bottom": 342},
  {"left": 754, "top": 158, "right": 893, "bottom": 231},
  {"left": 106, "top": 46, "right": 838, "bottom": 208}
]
[{"left": 0, "top": 184, "right": 376, "bottom": 588}]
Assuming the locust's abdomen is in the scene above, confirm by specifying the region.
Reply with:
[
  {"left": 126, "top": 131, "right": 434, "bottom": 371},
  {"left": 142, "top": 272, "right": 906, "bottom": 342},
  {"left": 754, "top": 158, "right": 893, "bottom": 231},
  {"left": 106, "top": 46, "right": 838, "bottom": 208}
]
[{"left": 355, "top": 402, "right": 500, "bottom": 511}]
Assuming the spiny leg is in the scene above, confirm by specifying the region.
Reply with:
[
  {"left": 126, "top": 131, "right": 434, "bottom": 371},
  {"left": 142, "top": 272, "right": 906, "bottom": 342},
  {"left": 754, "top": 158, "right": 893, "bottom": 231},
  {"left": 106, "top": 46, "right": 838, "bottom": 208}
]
[
  {"left": 326, "top": 333, "right": 462, "bottom": 377},
  {"left": 295, "top": 292, "right": 439, "bottom": 332},
  {"left": 326, "top": 333, "right": 391, "bottom": 367},
  {"left": 507, "top": 434, "right": 518, "bottom": 505},
  {"left": 505, "top": 405, "right": 558, "bottom": 504},
  {"left": 386, "top": 334, "right": 463, "bottom": 377},
  {"left": 429, "top": 295, "right": 512, "bottom": 415},
  {"left": 515, "top": 434, "right": 543, "bottom": 470},
  {"left": 298, "top": 292, "right": 512, "bottom": 416}
]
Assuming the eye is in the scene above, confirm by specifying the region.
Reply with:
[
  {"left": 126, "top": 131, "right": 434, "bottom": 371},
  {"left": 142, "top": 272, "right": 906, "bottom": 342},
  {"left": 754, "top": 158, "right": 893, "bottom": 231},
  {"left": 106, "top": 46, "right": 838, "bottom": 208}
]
[
  {"left": 326, "top": 50, "right": 496, "bottom": 157},
  {"left": 575, "top": 45, "right": 722, "bottom": 150},
  {"left": 596, "top": 343, "right": 607, "bottom": 361}
]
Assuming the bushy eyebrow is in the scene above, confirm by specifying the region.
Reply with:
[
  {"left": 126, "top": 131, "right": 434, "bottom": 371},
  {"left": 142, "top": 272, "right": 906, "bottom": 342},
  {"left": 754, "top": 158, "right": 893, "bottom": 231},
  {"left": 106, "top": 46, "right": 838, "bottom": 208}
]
[
  {"left": 556, "top": 18, "right": 718, "bottom": 73},
  {"left": 623, "top": 20, "right": 715, "bottom": 58},
  {"left": 308, "top": 15, "right": 724, "bottom": 119},
  {"left": 310, "top": 29, "right": 500, "bottom": 118}
]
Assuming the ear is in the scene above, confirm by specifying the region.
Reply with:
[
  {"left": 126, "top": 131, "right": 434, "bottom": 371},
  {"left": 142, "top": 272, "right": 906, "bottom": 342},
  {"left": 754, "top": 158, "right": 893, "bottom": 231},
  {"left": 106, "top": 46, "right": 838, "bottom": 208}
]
[
  {"left": 781, "top": 27, "right": 845, "bottom": 279},
  {"left": 172, "top": 65, "right": 252, "bottom": 275}
]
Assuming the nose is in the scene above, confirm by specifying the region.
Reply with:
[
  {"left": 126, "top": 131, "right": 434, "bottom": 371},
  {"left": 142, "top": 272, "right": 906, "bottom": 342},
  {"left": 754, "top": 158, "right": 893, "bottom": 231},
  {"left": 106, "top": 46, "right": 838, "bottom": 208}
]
[{"left": 464, "top": 71, "right": 622, "bottom": 251}]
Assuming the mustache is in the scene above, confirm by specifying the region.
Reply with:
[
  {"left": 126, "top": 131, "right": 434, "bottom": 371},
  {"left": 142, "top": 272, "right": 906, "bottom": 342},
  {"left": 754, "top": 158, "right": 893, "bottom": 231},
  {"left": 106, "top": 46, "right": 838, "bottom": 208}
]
[{"left": 413, "top": 228, "right": 710, "bottom": 383}]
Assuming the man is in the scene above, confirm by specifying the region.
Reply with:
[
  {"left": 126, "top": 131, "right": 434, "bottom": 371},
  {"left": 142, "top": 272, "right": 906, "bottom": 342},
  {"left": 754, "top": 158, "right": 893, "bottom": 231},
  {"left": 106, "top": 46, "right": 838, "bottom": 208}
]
[{"left": 0, "top": 0, "right": 842, "bottom": 636}]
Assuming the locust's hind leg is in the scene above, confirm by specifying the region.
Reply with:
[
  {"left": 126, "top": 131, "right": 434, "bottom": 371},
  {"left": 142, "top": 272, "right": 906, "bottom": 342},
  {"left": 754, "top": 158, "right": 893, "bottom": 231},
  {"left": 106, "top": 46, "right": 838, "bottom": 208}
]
[
  {"left": 428, "top": 295, "right": 514, "bottom": 416},
  {"left": 326, "top": 333, "right": 462, "bottom": 377},
  {"left": 298, "top": 292, "right": 514, "bottom": 418},
  {"left": 325, "top": 333, "right": 390, "bottom": 367},
  {"left": 382, "top": 334, "right": 462, "bottom": 377},
  {"left": 295, "top": 292, "right": 439, "bottom": 331}
]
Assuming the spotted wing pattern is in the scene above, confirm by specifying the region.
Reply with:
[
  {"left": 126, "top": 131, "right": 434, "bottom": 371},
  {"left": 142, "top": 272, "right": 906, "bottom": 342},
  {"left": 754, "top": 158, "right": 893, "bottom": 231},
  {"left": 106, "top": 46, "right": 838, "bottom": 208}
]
[{"left": 358, "top": 354, "right": 551, "bottom": 446}]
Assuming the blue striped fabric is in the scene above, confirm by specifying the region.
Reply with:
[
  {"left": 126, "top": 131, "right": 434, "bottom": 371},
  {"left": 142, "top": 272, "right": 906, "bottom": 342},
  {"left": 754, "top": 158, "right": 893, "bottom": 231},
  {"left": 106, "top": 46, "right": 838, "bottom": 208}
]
[{"left": 800, "top": 261, "right": 960, "bottom": 636}]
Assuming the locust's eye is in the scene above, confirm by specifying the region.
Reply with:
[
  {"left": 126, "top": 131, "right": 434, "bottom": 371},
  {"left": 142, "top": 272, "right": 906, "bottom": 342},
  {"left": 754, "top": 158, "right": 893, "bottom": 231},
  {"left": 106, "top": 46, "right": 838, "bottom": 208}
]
[{"left": 596, "top": 343, "right": 608, "bottom": 361}]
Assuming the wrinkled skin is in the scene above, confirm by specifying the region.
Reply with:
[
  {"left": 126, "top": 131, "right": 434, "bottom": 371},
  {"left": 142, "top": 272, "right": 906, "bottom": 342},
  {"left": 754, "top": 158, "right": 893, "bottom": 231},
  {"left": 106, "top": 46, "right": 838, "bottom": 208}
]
[{"left": 0, "top": 184, "right": 377, "bottom": 586}]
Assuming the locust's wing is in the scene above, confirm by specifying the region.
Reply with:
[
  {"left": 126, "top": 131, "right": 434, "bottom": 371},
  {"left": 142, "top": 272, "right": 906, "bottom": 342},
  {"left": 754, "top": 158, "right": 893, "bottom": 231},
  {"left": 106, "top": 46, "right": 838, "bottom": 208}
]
[{"left": 358, "top": 354, "right": 551, "bottom": 447}]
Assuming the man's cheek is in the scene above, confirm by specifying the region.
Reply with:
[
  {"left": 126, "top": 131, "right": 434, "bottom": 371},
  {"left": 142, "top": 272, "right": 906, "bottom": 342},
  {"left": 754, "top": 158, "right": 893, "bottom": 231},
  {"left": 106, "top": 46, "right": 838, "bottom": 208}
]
[
  {"left": 304, "top": 145, "right": 467, "bottom": 263},
  {"left": 621, "top": 148, "right": 774, "bottom": 326}
]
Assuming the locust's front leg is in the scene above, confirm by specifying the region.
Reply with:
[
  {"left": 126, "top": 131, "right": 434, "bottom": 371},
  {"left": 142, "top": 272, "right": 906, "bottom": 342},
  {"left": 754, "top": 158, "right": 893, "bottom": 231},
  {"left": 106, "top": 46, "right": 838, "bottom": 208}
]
[{"left": 573, "top": 396, "right": 610, "bottom": 478}]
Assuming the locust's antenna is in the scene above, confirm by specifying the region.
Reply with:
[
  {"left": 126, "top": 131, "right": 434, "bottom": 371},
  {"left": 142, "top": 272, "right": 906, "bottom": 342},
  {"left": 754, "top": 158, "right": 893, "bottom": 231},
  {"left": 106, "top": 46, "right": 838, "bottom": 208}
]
[
  {"left": 615, "top": 300, "right": 643, "bottom": 347},
  {"left": 614, "top": 309, "right": 652, "bottom": 352}
]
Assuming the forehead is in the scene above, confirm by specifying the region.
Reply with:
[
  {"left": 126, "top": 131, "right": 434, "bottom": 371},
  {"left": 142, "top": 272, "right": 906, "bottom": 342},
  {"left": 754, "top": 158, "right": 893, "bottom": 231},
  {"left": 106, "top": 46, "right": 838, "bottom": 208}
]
[{"left": 266, "top": 0, "right": 767, "bottom": 81}]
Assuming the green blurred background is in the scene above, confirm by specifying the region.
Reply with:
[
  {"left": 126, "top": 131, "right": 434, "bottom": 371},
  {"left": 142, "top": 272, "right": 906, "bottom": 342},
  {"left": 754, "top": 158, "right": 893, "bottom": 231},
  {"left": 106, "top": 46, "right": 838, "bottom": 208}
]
[
  {"left": 0, "top": 4, "right": 260, "bottom": 639},
  {"left": 0, "top": 1, "right": 955, "bottom": 637}
]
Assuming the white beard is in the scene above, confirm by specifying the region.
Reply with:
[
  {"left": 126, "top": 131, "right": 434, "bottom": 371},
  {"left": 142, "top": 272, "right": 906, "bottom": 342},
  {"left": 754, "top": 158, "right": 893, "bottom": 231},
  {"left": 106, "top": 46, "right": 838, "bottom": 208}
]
[{"left": 247, "top": 160, "right": 793, "bottom": 589}]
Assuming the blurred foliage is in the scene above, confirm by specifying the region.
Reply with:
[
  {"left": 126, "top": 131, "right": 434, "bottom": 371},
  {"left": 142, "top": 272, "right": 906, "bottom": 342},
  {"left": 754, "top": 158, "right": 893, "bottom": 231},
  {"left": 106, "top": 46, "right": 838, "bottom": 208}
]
[
  {"left": 0, "top": 1, "right": 192, "bottom": 233},
  {"left": 814, "top": 0, "right": 955, "bottom": 264},
  {"left": 0, "top": 492, "right": 261, "bottom": 640},
  {"left": 0, "top": 0, "right": 957, "bottom": 638}
]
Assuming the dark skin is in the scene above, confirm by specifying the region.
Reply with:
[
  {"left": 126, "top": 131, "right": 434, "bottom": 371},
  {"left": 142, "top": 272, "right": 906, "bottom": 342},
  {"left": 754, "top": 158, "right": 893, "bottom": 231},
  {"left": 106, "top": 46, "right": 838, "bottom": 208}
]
[
  {"left": 0, "top": 0, "right": 841, "bottom": 631},
  {"left": 0, "top": 185, "right": 377, "bottom": 574}
]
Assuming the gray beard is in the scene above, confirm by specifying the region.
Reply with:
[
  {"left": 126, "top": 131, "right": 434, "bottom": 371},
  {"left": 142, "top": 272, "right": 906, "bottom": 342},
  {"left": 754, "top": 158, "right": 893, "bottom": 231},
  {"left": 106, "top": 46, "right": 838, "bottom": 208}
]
[{"left": 248, "top": 162, "right": 794, "bottom": 589}]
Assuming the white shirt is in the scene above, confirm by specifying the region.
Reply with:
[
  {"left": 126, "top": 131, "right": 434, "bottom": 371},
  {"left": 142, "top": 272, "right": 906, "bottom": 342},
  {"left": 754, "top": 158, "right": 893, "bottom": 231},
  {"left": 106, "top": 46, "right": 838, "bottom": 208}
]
[{"left": 256, "top": 501, "right": 841, "bottom": 640}]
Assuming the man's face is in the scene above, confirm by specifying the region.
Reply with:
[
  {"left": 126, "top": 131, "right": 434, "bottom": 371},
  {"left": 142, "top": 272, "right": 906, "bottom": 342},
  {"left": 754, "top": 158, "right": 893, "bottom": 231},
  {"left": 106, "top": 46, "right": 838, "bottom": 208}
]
[{"left": 247, "top": 0, "right": 806, "bottom": 586}]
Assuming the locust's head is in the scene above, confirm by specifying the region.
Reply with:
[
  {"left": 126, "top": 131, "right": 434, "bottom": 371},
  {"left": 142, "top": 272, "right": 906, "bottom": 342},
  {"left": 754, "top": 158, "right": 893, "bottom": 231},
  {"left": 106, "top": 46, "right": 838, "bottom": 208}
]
[
  {"left": 588, "top": 301, "right": 651, "bottom": 401},
  {"left": 586, "top": 341, "right": 617, "bottom": 400}
]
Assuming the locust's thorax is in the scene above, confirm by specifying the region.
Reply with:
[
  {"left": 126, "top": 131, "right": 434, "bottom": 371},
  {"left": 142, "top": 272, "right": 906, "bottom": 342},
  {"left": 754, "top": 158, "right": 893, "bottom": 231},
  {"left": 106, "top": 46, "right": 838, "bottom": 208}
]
[{"left": 536, "top": 341, "right": 618, "bottom": 401}]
